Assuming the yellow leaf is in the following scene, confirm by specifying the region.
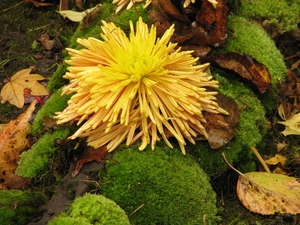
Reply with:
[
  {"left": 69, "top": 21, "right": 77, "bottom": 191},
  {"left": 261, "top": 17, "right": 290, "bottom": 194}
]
[
  {"left": 56, "top": 4, "right": 101, "bottom": 22},
  {"left": 277, "top": 109, "right": 300, "bottom": 136},
  {"left": 0, "top": 68, "right": 49, "bottom": 108},
  {"left": 0, "top": 100, "right": 36, "bottom": 189},
  {"left": 264, "top": 154, "right": 287, "bottom": 165},
  {"left": 237, "top": 172, "right": 300, "bottom": 215}
]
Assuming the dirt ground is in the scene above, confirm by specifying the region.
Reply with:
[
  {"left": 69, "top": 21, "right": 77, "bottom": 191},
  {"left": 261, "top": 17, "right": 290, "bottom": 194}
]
[{"left": 1, "top": 0, "right": 300, "bottom": 225}]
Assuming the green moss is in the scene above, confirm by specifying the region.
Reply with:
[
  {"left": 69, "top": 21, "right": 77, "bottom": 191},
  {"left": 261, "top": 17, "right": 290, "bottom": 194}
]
[
  {"left": 101, "top": 145, "right": 219, "bottom": 225},
  {"left": 229, "top": 0, "right": 300, "bottom": 35},
  {"left": 31, "top": 89, "right": 71, "bottom": 135},
  {"left": 189, "top": 72, "right": 266, "bottom": 176},
  {"left": 48, "top": 194, "right": 130, "bottom": 225},
  {"left": 0, "top": 190, "right": 45, "bottom": 225},
  {"left": 222, "top": 15, "right": 287, "bottom": 85},
  {"left": 47, "top": 62, "right": 69, "bottom": 92},
  {"left": 16, "top": 127, "right": 70, "bottom": 179},
  {"left": 214, "top": 15, "right": 287, "bottom": 112}
]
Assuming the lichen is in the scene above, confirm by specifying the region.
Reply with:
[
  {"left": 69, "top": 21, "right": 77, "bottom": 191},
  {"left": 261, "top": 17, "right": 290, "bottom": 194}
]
[{"left": 101, "top": 145, "right": 219, "bottom": 225}]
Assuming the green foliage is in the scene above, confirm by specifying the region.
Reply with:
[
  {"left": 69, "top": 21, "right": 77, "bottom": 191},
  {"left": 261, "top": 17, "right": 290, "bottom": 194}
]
[
  {"left": 0, "top": 190, "right": 45, "bottom": 225},
  {"left": 48, "top": 194, "right": 130, "bottom": 225},
  {"left": 229, "top": 0, "right": 300, "bottom": 35},
  {"left": 31, "top": 89, "right": 70, "bottom": 135},
  {"left": 16, "top": 127, "right": 70, "bottom": 179},
  {"left": 101, "top": 145, "right": 219, "bottom": 225},
  {"left": 190, "top": 72, "right": 266, "bottom": 176}
]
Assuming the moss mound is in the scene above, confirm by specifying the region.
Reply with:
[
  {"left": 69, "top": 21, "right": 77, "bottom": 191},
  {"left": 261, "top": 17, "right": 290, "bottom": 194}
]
[
  {"left": 16, "top": 127, "right": 70, "bottom": 179},
  {"left": 101, "top": 145, "right": 218, "bottom": 225},
  {"left": 48, "top": 194, "right": 130, "bottom": 225},
  {"left": 229, "top": 0, "right": 300, "bottom": 36},
  {"left": 0, "top": 190, "right": 45, "bottom": 225},
  {"left": 189, "top": 72, "right": 266, "bottom": 176}
]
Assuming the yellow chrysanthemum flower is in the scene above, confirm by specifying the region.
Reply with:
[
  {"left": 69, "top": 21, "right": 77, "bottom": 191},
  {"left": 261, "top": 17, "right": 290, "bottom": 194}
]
[{"left": 55, "top": 17, "right": 227, "bottom": 154}]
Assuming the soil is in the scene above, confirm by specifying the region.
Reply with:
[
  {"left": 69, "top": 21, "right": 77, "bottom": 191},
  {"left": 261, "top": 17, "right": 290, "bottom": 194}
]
[{"left": 1, "top": 0, "right": 300, "bottom": 225}]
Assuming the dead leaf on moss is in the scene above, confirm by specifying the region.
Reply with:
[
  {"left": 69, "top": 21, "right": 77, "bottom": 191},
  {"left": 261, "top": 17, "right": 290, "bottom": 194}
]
[
  {"left": 0, "top": 100, "right": 36, "bottom": 189},
  {"left": 237, "top": 172, "right": 300, "bottom": 215},
  {"left": 0, "top": 68, "right": 49, "bottom": 108},
  {"left": 72, "top": 146, "right": 107, "bottom": 177},
  {"left": 206, "top": 53, "right": 272, "bottom": 93},
  {"left": 201, "top": 92, "right": 239, "bottom": 148}
]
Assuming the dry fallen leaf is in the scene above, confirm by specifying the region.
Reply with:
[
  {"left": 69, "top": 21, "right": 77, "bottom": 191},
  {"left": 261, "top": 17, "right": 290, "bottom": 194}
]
[
  {"left": 57, "top": 4, "right": 101, "bottom": 22},
  {"left": 0, "top": 100, "right": 36, "bottom": 189},
  {"left": 0, "top": 68, "right": 49, "bottom": 108},
  {"left": 201, "top": 92, "right": 240, "bottom": 148},
  {"left": 277, "top": 110, "right": 300, "bottom": 136},
  {"left": 237, "top": 172, "right": 300, "bottom": 215},
  {"left": 72, "top": 146, "right": 108, "bottom": 177},
  {"left": 206, "top": 53, "right": 272, "bottom": 93}
]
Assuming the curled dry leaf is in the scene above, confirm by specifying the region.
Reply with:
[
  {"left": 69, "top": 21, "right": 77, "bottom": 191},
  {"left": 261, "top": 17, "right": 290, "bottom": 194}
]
[
  {"left": 0, "top": 100, "right": 36, "bottom": 189},
  {"left": 72, "top": 146, "right": 108, "bottom": 177},
  {"left": 206, "top": 53, "right": 272, "bottom": 93},
  {"left": 237, "top": 172, "right": 300, "bottom": 215},
  {"left": 200, "top": 92, "right": 240, "bottom": 148},
  {"left": 277, "top": 111, "right": 300, "bottom": 136},
  {"left": 0, "top": 68, "right": 49, "bottom": 108}
]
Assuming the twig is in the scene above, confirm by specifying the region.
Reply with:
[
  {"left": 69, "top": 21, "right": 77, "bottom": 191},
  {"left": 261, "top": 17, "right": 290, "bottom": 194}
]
[
  {"left": 251, "top": 146, "right": 271, "bottom": 173},
  {"left": 130, "top": 203, "right": 144, "bottom": 216},
  {"left": 1, "top": 1, "right": 24, "bottom": 13}
]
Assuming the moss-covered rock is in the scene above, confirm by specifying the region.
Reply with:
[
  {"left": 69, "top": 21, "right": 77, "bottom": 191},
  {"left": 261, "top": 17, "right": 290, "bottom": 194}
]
[
  {"left": 0, "top": 190, "right": 45, "bottom": 225},
  {"left": 101, "top": 145, "right": 219, "bottom": 225},
  {"left": 48, "top": 194, "right": 130, "bottom": 225},
  {"left": 16, "top": 127, "right": 70, "bottom": 179},
  {"left": 222, "top": 15, "right": 287, "bottom": 85},
  {"left": 30, "top": 89, "right": 70, "bottom": 135},
  {"left": 229, "top": 0, "right": 300, "bottom": 36},
  {"left": 213, "top": 15, "right": 287, "bottom": 112},
  {"left": 189, "top": 72, "right": 266, "bottom": 176}
]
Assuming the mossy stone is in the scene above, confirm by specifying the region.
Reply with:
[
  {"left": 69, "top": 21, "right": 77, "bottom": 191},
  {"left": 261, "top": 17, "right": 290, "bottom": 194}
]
[
  {"left": 48, "top": 194, "right": 130, "bottom": 225},
  {"left": 189, "top": 72, "right": 266, "bottom": 176},
  {"left": 101, "top": 145, "right": 219, "bottom": 225},
  {"left": 0, "top": 190, "right": 45, "bottom": 225}
]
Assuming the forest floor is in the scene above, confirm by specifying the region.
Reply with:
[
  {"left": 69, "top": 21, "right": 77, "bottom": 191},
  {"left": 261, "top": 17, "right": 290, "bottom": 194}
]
[{"left": 0, "top": 0, "right": 300, "bottom": 225}]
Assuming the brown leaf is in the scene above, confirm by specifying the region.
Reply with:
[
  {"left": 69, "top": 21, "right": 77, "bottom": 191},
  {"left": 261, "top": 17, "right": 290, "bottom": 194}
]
[
  {"left": 37, "top": 33, "right": 55, "bottom": 51},
  {"left": 24, "top": 0, "right": 53, "bottom": 7},
  {"left": 0, "top": 100, "right": 36, "bottom": 189},
  {"left": 202, "top": 92, "right": 240, "bottom": 148},
  {"left": 277, "top": 70, "right": 300, "bottom": 119},
  {"left": 207, "top": 53, "right": 272, "bottom": 93},
  {"left": 72, "top": 146, "right": 107, "bottom": 177},
  {"left": 158, "top": 0, "right": 190, "bottom": 23},
  {"left": 237, "top": 172, "right": 300, "bottom": 215}
]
